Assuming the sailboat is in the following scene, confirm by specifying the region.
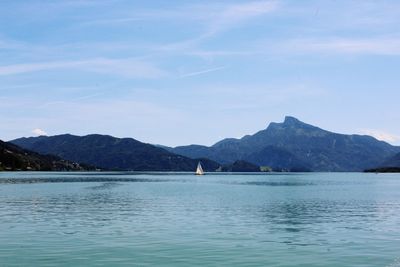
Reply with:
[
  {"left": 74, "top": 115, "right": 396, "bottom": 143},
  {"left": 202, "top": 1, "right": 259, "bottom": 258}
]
[{"left": 195, "top": 162, "right": 204, "bottom": 175}]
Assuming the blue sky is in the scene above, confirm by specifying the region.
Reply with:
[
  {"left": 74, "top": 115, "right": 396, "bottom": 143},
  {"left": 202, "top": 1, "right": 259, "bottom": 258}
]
[{"left": 1, "top": 0, "right": 400, "bottom": 146}]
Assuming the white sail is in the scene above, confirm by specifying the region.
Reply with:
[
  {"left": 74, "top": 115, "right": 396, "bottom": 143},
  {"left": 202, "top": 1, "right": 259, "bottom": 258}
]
[{"left": 196, "top": 162, "right": 204, "bottom": 175}]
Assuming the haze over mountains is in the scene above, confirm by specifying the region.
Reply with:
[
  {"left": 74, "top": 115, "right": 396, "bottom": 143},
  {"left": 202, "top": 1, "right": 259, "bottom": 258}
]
[{"left": 9, "top": 116, "right": 400, "bottom": 172}]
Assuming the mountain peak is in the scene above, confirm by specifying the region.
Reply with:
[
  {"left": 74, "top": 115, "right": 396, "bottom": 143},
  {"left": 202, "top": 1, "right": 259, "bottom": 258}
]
[
  {"left": 266, "top": 116, "right": 328, "bottom": 136},
  {"left": 283, "top": 116, "right": 302, "bottom": 125}
]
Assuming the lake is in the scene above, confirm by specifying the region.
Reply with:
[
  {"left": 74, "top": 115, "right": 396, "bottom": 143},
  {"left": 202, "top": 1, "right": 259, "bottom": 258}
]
[{"left": 0, "top": 172, "right": 400, "bottom": 266}]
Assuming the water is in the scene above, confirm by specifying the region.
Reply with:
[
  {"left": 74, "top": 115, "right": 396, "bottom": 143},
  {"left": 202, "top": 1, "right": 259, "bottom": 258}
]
[{"left": 1, "top": 172, "right": 400, "bottom": 266}]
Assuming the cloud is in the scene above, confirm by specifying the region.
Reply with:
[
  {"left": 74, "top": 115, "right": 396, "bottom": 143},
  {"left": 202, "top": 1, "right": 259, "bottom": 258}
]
[
  {"left": 204, "top": 1, "right": 278, "bottom": 37},
  {"left": 0, "top": 58, "right": 167, "bottom": 78},
  {"left": 284, "top": 37, "right": 400, "bottom": 56},
  {"left": 80, "top": 9, "right": 196, "bottom": 26},
  {"left": 39, "top": 92, "right": 105, "bottom": 108},
  {"left": 130, "top": 1, "right": 279, "bottom": 58},
  {"left": 360, "top": 129, "right": 400, "bottom": 143},
  {"left": 84, "top": 1, "right": 278, "bottom": 28},
  {"left": 81, "top": 1, "right": 278, "bottom": 42},
  {"left": 0, "top": 39, "right": 26, "bottom": 50},
  {"left": 180, "top": 66, "right": 227, "bottom": 78},
  {"left": 32, "top": 128, "right": 47, "bottom": 136},
  {"left": 0, "top": 2, "right": 279, "bottom": 66}
]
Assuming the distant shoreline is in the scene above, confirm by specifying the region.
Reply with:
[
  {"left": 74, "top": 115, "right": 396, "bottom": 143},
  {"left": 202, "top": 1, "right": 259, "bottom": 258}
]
[
  {"left": 364, "top": 167, "right": 400, "bottom": 173},
  {"left": 1, "top": 170, "right": 398, "bottom": 173}
]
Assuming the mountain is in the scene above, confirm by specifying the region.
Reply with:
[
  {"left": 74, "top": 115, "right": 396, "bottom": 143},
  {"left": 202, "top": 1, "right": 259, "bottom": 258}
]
[
  {"left": 10, "top": 117, "right": 400, "bottom": 172},
  {"left": 246, "top": 146, "right": 311, "bottom": 172},
  {"left": 167, "top": 116, "right": 400, "bottom": 172},
  {"left": 11, "top": 134, "right": 220, "bottom": 171},
  {"left": 381, "top": 152, "right": 400, "bottom": 167},
  {"left": 364, "top": 167, "right": 400, "bottom": 173},
  {"left": 0, "top": 139, "right": 92, "bottom": 171},
  {"left": 220, "top": 160, "right": 260, "bottom": 172},
  {"left": 364, "top": 152, "right": 400, "bottom": 172}
]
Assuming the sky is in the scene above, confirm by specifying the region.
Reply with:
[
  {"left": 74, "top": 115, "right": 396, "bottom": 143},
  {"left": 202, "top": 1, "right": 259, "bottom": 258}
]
[{"left": 0, "top": 0, "right": 400, "bottom": 146}]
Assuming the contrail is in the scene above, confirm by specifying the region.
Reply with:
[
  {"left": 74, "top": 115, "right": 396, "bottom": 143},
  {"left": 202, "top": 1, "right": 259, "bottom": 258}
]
[
  {"left": 180, "top": 66, "right": 227, "bottom": 78},
  {"left": 39, "top": 92, "right": 105, "bottom": 108}
]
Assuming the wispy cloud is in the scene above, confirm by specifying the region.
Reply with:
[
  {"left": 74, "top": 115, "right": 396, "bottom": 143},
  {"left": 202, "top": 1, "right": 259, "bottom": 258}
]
[
  {"left": 81, "top": 9, "right": 200, "bottom": 26},
  {"left": 204, "top": 1, "right": 278, "bottom": 36},
  {"left": 79, "top": 0, "right": 279, "bottom": 52},
  {"left": 284, "top": 37, "right": 400, "bottom": 56},
  {"left": 39, "top": 92, "right": 105, "bottom": 108},
  {"left": 83, "top": 1, "right": 278, "bottom": 31},
  {"left": 180, "top": 66, "right": 227, "bottom": 78},
  {"left": 0, "top": 1, "right": 279, "bottom": 65},
  {"left": 0, "top": 39, "right": 24, "bottom": 50},
  {"left": 360, "top": 129, "right": 400, "bottom": 143},
  {"left": 135, "top": 1, "right": 279, "bottom": 59},
  {"left": 0, "top": 58, "right": 167, "bottom": 78}
]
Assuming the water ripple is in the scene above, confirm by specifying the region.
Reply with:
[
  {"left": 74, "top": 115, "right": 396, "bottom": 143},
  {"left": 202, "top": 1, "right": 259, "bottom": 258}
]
[{"left": 0, "top": 172, "right": 400, "bottom": 266}]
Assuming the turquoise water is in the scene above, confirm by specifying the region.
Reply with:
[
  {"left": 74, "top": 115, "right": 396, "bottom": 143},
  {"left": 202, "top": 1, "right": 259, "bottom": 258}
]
[{"left": 1, "top": 172, "right": 400, "bottom": 266}]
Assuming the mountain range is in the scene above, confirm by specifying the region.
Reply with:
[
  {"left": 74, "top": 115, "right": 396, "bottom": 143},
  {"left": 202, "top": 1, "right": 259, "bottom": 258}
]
[
  {"left": 11, "top": 134, "right": 220, "bottom": 171},
  {"left": 9, "top": 116, "right": 400, "bottom": 172},
  {"left": 166, "top": 116, "right": 400, "bottom": 171}
]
